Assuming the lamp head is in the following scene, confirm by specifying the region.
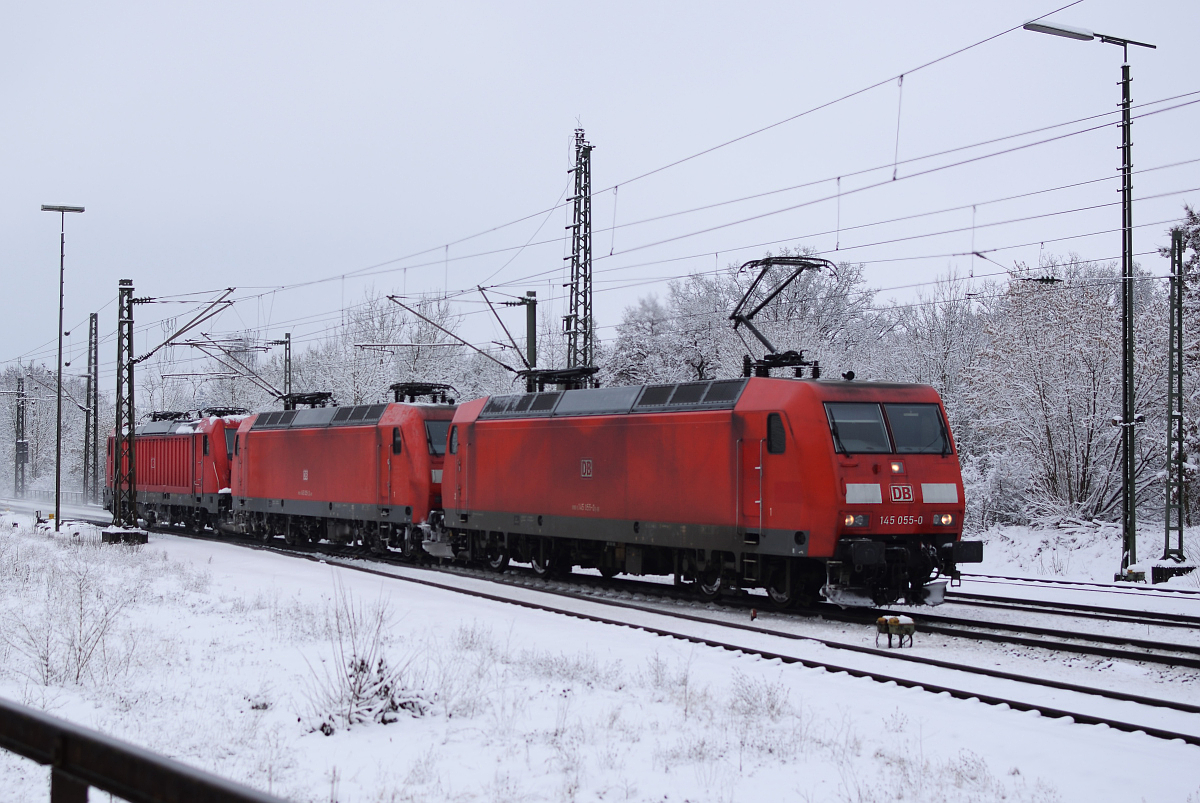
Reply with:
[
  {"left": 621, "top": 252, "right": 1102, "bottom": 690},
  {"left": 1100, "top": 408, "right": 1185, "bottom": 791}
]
[
  {"left": 41, "top": 205, "right": 85, "bottom": 213},
  {"left": 1023, "top": 21, "right": 1095, "bottom": 41}
]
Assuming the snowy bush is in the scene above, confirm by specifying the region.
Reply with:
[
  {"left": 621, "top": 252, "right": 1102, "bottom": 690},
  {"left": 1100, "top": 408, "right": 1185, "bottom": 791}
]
[
  {"left": 0, "top": 526, "right": 146, "bottom": 687},
  {"left": 304, "top": 584, "right": 428, "bottom": 734}
]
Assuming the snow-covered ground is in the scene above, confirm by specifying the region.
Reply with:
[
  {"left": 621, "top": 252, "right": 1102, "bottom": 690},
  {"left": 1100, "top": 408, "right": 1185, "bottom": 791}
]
[
  {"left": 1, "top": 511, "right": 1199, "bottom": 802},
  {"left": 976, "top": 522, "right": 1200, "bottom": 588}
]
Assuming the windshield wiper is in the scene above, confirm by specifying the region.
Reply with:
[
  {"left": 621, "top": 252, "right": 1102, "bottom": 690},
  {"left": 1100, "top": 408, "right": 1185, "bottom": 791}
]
[
  {"left": 937, "top": 414, "right": 951, "bottom": 457},
  {"left": 829, "top": 420, "right": 851, "bottom": 457}
]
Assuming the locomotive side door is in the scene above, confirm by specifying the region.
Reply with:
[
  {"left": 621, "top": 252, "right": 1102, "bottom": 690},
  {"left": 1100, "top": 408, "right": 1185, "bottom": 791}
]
[
  {"left": 739, "top": 434, "right": 764, "bottom": 534},
  {"left": 195, "top": 434, "right": 205, "bottom": 496},
  {"left": 450, "top": 423, "right": 467, "bottom": 514}
]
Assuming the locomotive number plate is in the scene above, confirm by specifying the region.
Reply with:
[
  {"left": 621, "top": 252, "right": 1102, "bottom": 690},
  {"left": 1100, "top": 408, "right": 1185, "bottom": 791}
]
[
  {"left": 890, "top": 485, "right": 914, "bottom": 503},
  {"left": 880, "top": 515, "right": 923, "bottom": 526}
]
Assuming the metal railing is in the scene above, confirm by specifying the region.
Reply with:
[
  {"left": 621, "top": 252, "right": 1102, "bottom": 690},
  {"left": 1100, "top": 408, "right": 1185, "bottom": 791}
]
[
  {"left": 16, "top": 490, "right": 91, "bottom": 506},
  {"left": 0, "top": 695, "right": 286, "bottom": 803}
]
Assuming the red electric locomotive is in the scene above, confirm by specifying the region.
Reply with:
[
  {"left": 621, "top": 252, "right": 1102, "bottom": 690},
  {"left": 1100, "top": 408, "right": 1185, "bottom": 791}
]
[
  {"left": 438, "top": 376, "right": 982, "bottom": 606},
  {"left": 229, "top": 400, "right": 456, "bottom": 552},
  {"left": 104, "top": 412, "right": 244, "bottom": 531}
]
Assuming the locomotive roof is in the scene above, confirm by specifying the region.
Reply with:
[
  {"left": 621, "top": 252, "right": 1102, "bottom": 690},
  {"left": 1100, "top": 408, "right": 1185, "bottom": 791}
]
[
  {"left": 480, "top": 378, "right": 747, "bottom": 420},
  {"left": 477, "top": 377, "right": 939, "bottom": 421},
  {"left": 249, "top": 401, "right": 455, "bottom": 431}
]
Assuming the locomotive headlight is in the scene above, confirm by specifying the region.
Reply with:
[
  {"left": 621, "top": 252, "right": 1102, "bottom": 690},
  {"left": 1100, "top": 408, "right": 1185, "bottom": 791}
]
[
  {"left": 843, "top": 514, "right": 869, "bottom": 527},
  {"left": 934, "top": 513, "right": 954, "bottom": 526},
  {"left": 890, "top": 461, "right": 905, "bottom": 474}
]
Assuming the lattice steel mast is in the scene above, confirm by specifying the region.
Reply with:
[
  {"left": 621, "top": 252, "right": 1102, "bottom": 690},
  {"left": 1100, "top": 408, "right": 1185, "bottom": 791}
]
[
  {"left": 83, "top": 312, "right": 99, "bottom": 504},
  {"left": 14, "top": 377, "right": 27, "bottom": 497},
  {"left": 111, "top": 280, "right": 137, "bottom": 528},
  {"left": 1163, "top": 228, "right": 1188, "bottom": 563},
  {"left": 564, "top": 129, "right": 595, "bottom": 375}
]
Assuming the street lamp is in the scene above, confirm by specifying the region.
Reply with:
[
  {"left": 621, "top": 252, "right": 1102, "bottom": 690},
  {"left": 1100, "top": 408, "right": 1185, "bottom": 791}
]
[
  {"left": 1023, "top": 21, "right": 1155, "bottom": 580},
  {"left": 41, "top": 204, "right": 85, "bottom": 532}
]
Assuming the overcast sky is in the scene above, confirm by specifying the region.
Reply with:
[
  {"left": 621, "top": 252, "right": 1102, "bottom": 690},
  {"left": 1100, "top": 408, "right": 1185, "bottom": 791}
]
[{"left": 3, "top": 0, "right": 1197, "bottom": 389}]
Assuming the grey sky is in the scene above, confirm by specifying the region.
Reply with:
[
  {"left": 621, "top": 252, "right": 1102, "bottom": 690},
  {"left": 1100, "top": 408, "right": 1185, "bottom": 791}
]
[{"left": 3, "top": 1, "right": 1197, "bottom": 385}]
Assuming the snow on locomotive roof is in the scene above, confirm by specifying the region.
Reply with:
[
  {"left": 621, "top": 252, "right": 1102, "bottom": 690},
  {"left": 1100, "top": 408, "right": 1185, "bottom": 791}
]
[{"left": 479, "top": 378, "right": 749, "bottom": 420}]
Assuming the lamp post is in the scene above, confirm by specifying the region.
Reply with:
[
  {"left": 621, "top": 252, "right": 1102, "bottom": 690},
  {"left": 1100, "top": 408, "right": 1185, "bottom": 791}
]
[
  {"left": 41, "top": 204, "right": 85, "bottom": 532},
  {"left": 1023, "top": 21, "right": 1155, "bottom": 579}
]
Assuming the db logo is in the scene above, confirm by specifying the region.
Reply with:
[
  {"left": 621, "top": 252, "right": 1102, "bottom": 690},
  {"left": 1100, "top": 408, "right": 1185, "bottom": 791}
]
[
  {"left": 580, "top": 459, "right": 594, "bottom": 478},
  {"left": 891, "top": 485, "right": 914, "bottom": 503}
]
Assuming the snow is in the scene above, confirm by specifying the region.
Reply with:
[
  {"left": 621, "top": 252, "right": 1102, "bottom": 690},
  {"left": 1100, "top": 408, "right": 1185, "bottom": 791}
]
[
  {"left": 0, "top": 512, "right": 1198, "bottom": 802},
  {"left": 976, "top": 522, "right": 1200, "bottom": 590}
]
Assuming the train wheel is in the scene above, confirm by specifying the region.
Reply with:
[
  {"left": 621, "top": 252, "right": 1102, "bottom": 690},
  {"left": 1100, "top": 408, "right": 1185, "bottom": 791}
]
[
  {"left": 531, "top": 539, "right": 555, "bottom": 578},
  {"left": 486, "top": 545, "right": 510, "bottom": 573},
  {"left": 697, "top": 570, "right": 724, "bottom": 602},
  {"left": 599, "top": 566, "right": 619, "bottom": 580},
  {"left": 531, "top": 552, "right": 553, "bottom": 577},
  {"left": 366, "top": 527, "right": 385, "bottom": 556},
  {"left": 399, "top": 528, "right": 418, "bottom": 561},
  {"left": 766, "top": 567, "right": 794, "bottom": 610}
]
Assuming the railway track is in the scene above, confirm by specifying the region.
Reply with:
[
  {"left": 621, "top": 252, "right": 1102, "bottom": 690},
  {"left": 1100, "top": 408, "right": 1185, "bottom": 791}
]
[
  {"left": 9, "top": 503, "right": 1200, "bottom": 747},
  {"left": 14, "top": 502, "right": 1200, "bottom": 670},
  {"left": 962, "top": 571, "right": 1200, "bottom": 597},
  {"left": 251, "top": 542, "right": 1200, "bottom": 748}
]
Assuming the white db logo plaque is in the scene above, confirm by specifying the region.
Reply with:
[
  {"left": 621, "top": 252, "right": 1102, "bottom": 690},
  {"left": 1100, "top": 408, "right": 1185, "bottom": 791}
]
[
  {"left": 580, "top": 459, "right": 593, "bottom": 478},
  {"left": 891, "top": 485, "right": 914, "bottom": 503}
]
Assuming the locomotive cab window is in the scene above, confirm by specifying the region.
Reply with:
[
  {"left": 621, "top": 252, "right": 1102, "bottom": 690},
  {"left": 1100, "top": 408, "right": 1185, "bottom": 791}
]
[
  {"left": 203, "top": 435, "right": 210, "bottom": 456},
  {"left": 884, "top": 404, "right": 951, "bottom": 454},
  {"left": 392, "top": 427, "right": 403, "bottom": 454},
  {"left": 426, "top": 420, "right": 451, "bottom": 456},
  {"left": 824, "top": 403, "right": 892, "bottom": 454},
  {"left": 766, "top": 413, "right": 786, "bottom": 454},
  {"left": 234, "top": 434, "right": 239, "bottom": 455},
  {"left": 448, "top": 425, "right": 458, "bottom": 455}
]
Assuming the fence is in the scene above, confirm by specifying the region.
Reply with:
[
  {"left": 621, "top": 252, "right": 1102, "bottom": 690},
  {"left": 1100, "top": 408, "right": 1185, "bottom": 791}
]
[
  {"left": 16, "top": 490, "right": 91, "bottom": 506},
  {"left": 0, "top": 695, "right": 286, "bottom": 803}
]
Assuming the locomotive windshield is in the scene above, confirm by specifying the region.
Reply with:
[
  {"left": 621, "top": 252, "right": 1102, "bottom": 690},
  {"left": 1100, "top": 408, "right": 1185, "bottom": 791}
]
[
  {"left": 824, "top": 403, "right": 891, "bottom": 453},
  {"left": 824, "top": 402, "right": 952, "bottom": 455},
  {"left": 425, "top": 420, "right": 451, "bottom": 456},
  {"left": 884, "top": 404, "right": 950, "bottom": 454}
]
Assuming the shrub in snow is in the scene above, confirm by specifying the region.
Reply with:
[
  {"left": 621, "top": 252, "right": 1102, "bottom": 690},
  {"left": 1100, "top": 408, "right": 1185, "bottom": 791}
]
[
  {"left": 0, "top": 525, "right": 144, "bottom": 687},
  {"left": 304, "top": 584, "right": 428, "bottom": 734}
]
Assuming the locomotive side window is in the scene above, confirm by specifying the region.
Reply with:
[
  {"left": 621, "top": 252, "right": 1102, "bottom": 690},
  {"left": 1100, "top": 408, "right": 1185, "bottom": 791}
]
[
  {"left": 234, "top": 434, "right": 239, "bottom": 455},
  {"left": 824, "top": 403, "right": 891, "bottom": 454},
  {"left": 448, "top": 425, "right": 458, "bottom": 455},
  {"left": 203, "top": 435, "right": 210, "bottom": 456},
  {"left": 884, "top": 404, "right": 951, "bottom": 454},
  {"left": 225, "top": 429, "right": 236, "bottom": 458},
  {"left": 392, "top": 427, "right": 403, "bottom": 454},
  {"left": 766, "top": 413, "right": 786, "bottom": 454},
  {"left": 426, "top": 420, "right": 451, "bottom": 456}
]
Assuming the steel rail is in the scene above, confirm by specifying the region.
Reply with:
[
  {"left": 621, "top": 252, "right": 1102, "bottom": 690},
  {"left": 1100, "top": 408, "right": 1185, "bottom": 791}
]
[
  {"left": 944, "top": 591, "right": 1200, "bottom": 628},
  {"left": 275, "top": 549, "right": 1200, "bottom": 746},
  {"left": 10, "top": 503, "right": 1200, "bottom": 706},
  {"left": 962, "top": 572, "right": 1200, "bottom": 596}
]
